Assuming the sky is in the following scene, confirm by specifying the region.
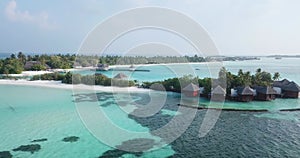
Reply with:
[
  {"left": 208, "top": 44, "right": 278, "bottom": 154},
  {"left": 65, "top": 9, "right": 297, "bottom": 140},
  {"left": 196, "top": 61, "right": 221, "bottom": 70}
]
[{"left": 0, "top": 0, "right": 300, "bottom": 56}]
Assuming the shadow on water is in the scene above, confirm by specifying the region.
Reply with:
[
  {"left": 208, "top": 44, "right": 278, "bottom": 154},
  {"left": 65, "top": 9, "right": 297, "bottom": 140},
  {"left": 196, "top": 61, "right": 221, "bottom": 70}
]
[
  {"left": 127, "top": 98, "right": 300, "bottom": 157},
  {"left": 12, "top": 144, "right": 41, "bottom": 154},
  {"left": 0, "top": 151, "right": 12, "bottom": 158},
  {"left": 99, "top": 138, "right": 156, "bottom": 158},
  {"left": 73, "top": 92, "right": 181, "bottom": 156},
  {"left": 62, "top": 136, "right": 80, "bottom": 143},
  {"left": 31, "top": 138, "right": 48, "bottom": 143},
  {"left": 72, "top": 92, "right": 300, "bottom": 157},
  {"left": 73, "top": 92, "right": 155, "bottom": 107}
]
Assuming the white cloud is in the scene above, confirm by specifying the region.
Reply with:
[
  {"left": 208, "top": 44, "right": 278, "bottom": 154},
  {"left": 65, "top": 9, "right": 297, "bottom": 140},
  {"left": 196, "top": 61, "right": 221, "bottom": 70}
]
[{"left": 4, "top": 0, "right": 57, "bottom": 30}]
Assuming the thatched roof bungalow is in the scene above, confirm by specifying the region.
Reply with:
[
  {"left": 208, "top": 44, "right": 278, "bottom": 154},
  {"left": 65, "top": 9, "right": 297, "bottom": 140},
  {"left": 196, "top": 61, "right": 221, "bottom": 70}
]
[
  {"left": 254, "top": 86, "right": 277, "bottom": 101},
  {"left": 210, "top": 85, "right": 226, "bottom": 102},
  {"left": 273, "top": 79, "right": 300, "bottom": 98},
  {"left": 234, "top": 86, "right": 255, "bottom": 102},
  {"left": 273, "top": 79, "right": 290, "bottom": 87},
  {"left": 182, "top": 83, "right": 200, "bottom": 97},
  {"left": 113, "top": 73, "right": 128, "bottom": 80}
]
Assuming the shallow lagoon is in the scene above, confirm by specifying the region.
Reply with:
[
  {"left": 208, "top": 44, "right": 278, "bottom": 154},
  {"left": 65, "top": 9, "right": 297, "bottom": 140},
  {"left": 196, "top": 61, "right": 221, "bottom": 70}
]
[
  {"left": 0, "top": 85, "right": 176, "bottom": 157},
  {"left": 76, "top": 57, "right": 300, "bottom": 83},
  {"left": 1, "top": 85, "right": 300, "bottom": 157}
]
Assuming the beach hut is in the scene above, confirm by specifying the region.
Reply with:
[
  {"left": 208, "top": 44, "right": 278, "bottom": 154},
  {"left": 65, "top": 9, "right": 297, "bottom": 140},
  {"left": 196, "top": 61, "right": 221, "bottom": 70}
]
[
  {"left": 113, "top": 73, "right": 128, "bottom": 80},
  {"left": 273, "top": 79, "right": 300, "bottom": 98},
  {"left": 182, "top": 83, "right": 200, "bottom": 97},
  {"left": 253, "top": 86, "right": 277, "bottom": 101},
  {"left": 235, "top": 86, "right": 255, "bottom": 102},
  {"left": 210, "top": 85, "right": 226, "bottom": 102}
]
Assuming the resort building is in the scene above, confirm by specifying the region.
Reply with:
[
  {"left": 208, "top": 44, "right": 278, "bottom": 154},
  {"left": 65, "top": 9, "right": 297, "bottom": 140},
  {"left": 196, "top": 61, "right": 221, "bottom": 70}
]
[
  {"left": 113, "top": 73, "right": 128, "bottom": 80},
  {"left": 24, "top": 61, "right": 50, "bottom": 70},
  {"left": 273, "top": 79, "right": 300, "bottom": 98},
  {"left": 129, "top": 65, "right": 135, "bottom": 71},
  {"left": 182, "top": 83, "right": 200, "bottom": 97},
  {"left": 253, "top": 86, "right": 277, "bottom": 101},
  {"left": 281, "top": 82, "right": 300, "bottom": 98},
  {"left": 210, "top": 85, "right": 226, "bottom": 102},
  {"left": 96, "top": 64, "right": 109, "bottom": 71},
  {"left": 232, "top": 86, "right": 255, "bottom": 102}
]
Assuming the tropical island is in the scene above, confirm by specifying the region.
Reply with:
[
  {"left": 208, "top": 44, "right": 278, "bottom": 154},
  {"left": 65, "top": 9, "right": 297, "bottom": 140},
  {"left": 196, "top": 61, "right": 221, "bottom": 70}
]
[
  {"left": 142, "top": 67, "right": 300, "bottom": 101},
  {"left": 1, "top": 52, "right": 299, "bottom": 110},
  {"left": 0, "top": 52, "right": 260, "bottom": 75}
]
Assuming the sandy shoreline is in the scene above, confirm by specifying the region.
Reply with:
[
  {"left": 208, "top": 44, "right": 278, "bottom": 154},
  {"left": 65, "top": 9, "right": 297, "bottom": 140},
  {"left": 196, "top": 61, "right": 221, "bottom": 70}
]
[
  {"left": 3, "top": 62, "right": 223, "bottom": 77},
  {"left": 0, "top": 80, "right": 151, "bottom": 93},
  {"left": 7, "top": 71, "right": 53, "bottom": 77}
]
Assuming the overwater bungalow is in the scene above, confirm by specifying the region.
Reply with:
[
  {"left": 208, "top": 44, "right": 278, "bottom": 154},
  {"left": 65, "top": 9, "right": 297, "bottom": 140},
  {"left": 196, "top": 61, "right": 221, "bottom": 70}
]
[
  {"left": 273, "top": 79, "right": 289, "bottom": 95},
  {"left": 182, "top": 83, "right": 200, "bottom": 97},
  {"left": 210, "top": 85, "right": 226, "bottom": 102},
  {"left": 113, "top": 73, "right": 128, "bottom": 80},
  {"left": 233, "top": 86, "right": 255, "bottom": 102},
  {"left": 273, "top": 79, "right": 300, "bottom": 98},
  {"left": 253, "top": 86, "right": 277, "bottom": 101},
  {"left": 282, "top": 82, "right": 300, "bottom": 98}
]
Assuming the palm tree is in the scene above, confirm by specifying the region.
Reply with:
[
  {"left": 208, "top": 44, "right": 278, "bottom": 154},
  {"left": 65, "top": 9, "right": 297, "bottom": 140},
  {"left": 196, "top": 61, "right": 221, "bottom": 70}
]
[
  {"left": 17, "top": 52, "right": 26, "bottom": 64},
  {"left": 254, "top": 68, "right": 262, "bottom": 85},
  {"left": 272, "top": 72, "right": 280, "bottom": 81},
  {"left": 238, "top": 69, "right": 244, "bottom": 77},
  {"left": 256, "top": 68, "right": 262, "bottom": 73},
  {"left": 243, "top": 71, "right": 252, "bottom": 86}
]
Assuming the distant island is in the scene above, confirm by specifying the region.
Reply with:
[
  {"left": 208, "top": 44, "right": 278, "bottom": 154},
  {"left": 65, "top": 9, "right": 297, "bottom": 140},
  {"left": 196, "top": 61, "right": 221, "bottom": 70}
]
[
  {"left": 267, "top": 55, "right": 300, "bottom": 58},
  {"left": 0, "top": 52, "right": 261, "bottom": 76}
]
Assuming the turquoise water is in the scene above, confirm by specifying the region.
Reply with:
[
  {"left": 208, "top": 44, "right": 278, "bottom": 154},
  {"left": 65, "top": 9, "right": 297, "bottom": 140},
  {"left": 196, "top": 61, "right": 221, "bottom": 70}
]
[
  {"left": 0, "top": 85, "right": 175, "bottom": 157},
  {"left": 75, "top": 58, "right": 300, "bottom": 82},
  {"left": 1, "top": 58, "right": 300, "bottom": 157},
  {"left": 76, "top": 57, "right": 300, "bottom": 111}
]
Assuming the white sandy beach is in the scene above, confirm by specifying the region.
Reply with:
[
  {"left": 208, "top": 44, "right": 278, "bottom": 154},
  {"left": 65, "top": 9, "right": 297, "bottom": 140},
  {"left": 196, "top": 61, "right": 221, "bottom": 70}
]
[
  {"left": 0, "top": 79, "right": 151, "bottom": 93},
  {"left": 3, "top": 62, "right": 222, "bottom": 77},
  {"left": 8, "top": 71, "right": 53, "bottom": 77}
]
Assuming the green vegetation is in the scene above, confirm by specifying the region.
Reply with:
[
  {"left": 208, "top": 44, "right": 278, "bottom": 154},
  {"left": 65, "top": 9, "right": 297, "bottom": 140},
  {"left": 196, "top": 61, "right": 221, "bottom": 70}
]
[
  {"left": 142, "top": 68, "right": 280, "bottom": 95},
  {"left": 142, "top": 75, "right": 199, "bottom": 92},
  {"left": 31, "top": 72, "right": 64, "bottom": 81},
  {"left": 0, "top": 57, "right": 24, "bottom": 74},
  {"left": 0, "top": 52, "right": 76, "bottom": 74},
  {"left": 31, "top": 72, "right": 135, "bottom": 87},
  {"left": 0, "top": 53, "right": 206, "bottom": 74},
  {"left": 96, "top": 55, "right": 206, "bottom": 65},
  {"left": 220, "top": 68, "right": 278, "bottom": 94},
  {"left": 1, "top": 52, "right": 261, "bottom": 75}
]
